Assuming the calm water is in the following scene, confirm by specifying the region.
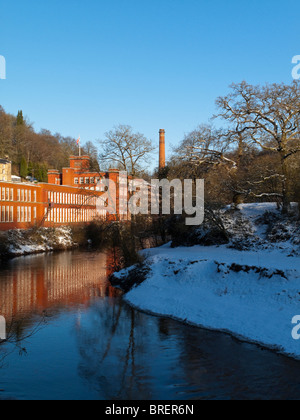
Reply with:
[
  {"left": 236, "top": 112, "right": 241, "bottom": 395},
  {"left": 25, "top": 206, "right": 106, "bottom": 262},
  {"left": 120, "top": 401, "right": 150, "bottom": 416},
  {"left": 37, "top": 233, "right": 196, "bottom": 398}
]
[{"left": 0, "top": 250, "right": 300, "bottom": 400}]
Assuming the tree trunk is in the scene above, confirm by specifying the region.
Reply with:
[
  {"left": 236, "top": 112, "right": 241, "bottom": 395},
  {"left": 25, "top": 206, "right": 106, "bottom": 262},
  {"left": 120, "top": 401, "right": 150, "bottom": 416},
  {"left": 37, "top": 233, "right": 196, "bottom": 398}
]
[
  {"left": 281, "top": 152, "right": 291, "bottom": 215},
  {"left": 232, "top": 136, "right": 245, "bottom": 208},
  {"left": 232, "top": 191, "right": 243, "bottom": 209}
]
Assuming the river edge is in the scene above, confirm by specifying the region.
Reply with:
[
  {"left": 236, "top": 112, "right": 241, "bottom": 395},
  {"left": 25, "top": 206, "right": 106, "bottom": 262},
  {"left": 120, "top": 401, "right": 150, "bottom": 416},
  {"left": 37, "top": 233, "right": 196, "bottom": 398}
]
[
  {"left": 110, "top": 204, "right": 300, "bottom": 361},
  {"left": 4, "top": 237, "right": 300, "bottom": 363},
  {"left": 2, "top": 204, "right": 300, "bottom": 361},
  {"left": 111, "top": 245, "right": 300, "bottom": 361}
]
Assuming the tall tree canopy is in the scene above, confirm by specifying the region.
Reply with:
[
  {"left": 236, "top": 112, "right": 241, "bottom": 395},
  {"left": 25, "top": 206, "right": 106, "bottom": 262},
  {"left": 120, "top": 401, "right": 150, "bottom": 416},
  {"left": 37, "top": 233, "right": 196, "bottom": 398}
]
[
  {"left": 216, "top": 81, "right": 300, "bottom": 212},
  {"left": 99, "top": 124, "right": 155, "bottom": 177},
  {"left": 0, "top": 106, "right": 99, "bottom": 181}
]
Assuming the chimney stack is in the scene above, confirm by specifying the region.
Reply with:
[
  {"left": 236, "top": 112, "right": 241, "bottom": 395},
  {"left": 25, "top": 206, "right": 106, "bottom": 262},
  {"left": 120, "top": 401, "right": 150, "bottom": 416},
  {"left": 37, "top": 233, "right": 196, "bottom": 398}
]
[{"left": 159, "top": 129, "right": 166, "bottom": 170}]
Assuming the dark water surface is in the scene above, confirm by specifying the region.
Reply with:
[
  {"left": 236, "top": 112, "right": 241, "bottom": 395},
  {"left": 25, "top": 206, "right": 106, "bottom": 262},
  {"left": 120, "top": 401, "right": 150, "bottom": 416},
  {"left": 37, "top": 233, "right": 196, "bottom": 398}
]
[{"left": 0, "top": 250, "right": 300, "bottom": 400}]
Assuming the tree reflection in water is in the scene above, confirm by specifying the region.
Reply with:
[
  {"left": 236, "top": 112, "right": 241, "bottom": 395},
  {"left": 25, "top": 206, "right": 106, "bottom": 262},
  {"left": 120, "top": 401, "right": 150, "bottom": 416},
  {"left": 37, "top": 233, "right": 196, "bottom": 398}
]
[
  {"left": 0, "top": 315, "right": 47, "bottom": 368},
  {"left": 75, "top": 298, "right": 155, "bottom": 400},
  {"left": 75, "top": 295, "right": 300, "bottom": 400}
]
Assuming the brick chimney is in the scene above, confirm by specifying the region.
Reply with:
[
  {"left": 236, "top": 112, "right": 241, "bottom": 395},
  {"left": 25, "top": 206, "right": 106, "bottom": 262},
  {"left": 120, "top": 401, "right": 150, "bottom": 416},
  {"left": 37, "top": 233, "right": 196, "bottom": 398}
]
[{"left": 159, "top": 129, "right": 166, "bottom": 170}]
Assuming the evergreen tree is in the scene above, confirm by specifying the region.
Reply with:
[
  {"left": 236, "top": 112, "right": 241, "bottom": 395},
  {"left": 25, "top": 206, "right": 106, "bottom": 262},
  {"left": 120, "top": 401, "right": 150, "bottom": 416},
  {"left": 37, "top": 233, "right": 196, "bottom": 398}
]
[
  {"left": 16, "top": 110, "right": 24, "bottom": 126},
  {"left": 20, "top": 156, "right": 28, "bottom": 179}
]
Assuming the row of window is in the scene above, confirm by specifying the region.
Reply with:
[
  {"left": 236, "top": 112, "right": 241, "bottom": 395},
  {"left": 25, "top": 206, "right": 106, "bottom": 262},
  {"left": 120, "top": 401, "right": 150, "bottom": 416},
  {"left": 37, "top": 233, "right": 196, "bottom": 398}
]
[
  {"left": 0, "top": 205, "right": 97, "bottom": 224},
  {"left": 0, "top": 206, "right": 37, "bottom": 223},
  {"left": 0, "top": 187, "right": 37, "bottom": 203},
  {"left": 74, "top": 177, "right": 101, "bottom": 185},
  {"left": 47, "top": 191, "right": 97, "bottom": 206},
  {"left": 45, "top": 207, "right": 97, "bottom": 224}
]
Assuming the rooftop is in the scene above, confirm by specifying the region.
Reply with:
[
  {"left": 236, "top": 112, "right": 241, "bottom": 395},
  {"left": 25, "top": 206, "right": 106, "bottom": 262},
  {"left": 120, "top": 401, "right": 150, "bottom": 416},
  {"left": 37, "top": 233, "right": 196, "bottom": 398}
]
[{"left": 0, "top": 158, "right": 11, "bottom": 164}]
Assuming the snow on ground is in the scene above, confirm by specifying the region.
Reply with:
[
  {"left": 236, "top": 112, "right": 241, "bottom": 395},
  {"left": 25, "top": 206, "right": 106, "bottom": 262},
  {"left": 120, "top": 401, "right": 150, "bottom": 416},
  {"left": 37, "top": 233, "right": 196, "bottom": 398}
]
[
  {"left": 221, "top": 202, "right": 300, "bottom": 254},
  {"left": 119, "top": 204, "right": 300, "bottom": 359},
  {"left": 5, "top": 226, "right": 75, "bottom": 257}
]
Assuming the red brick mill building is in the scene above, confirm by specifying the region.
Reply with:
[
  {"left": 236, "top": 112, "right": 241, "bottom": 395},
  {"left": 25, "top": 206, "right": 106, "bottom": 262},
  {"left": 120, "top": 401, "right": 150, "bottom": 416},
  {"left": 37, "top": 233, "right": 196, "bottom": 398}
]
[
  {"left": 0, "top": 155, "right": 129, "bottom": 231},
  {"left": 0, "top": 129, "right": 167, "bottom": 231}
]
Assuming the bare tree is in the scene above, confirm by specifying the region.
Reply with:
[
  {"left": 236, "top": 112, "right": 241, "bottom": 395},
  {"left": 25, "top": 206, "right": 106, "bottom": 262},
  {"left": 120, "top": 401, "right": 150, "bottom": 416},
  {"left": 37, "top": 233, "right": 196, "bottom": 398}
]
[
  {"left": 172, "top": 124, "right": 237, "bottom": 198},
  {"left": 98, "top": 125, "right": 156, "bottom": 177},
  {"left": 216, "top": 81, "right": 300, "bottom": 213},
  {"left": 174, "top": 124, "right": 235, "bottom": 170}
]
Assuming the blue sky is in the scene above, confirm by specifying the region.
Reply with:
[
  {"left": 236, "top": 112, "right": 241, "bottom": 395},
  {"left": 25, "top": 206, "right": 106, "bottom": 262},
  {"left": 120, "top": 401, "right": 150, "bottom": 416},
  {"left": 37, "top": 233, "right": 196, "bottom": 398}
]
[{"left": 1, "top": 0, "right": 299, "bottom": 166}]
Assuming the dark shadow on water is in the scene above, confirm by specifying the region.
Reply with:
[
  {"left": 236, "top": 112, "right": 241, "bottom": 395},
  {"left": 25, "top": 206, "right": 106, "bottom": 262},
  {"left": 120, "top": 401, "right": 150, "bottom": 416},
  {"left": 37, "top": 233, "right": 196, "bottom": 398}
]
[{"left": 75, "top": 296, "right": 300, "bottom": 400}]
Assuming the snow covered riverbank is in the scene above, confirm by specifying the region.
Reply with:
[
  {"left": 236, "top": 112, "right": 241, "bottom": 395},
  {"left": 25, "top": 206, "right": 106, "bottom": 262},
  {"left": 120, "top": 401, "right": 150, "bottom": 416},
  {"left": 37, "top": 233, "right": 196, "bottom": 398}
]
[
  {"left": 114, "top": 204, "right": 300, "bottom": 359},
  {"left": 0, "top": 226, "right": 77, "bottom": 259}
]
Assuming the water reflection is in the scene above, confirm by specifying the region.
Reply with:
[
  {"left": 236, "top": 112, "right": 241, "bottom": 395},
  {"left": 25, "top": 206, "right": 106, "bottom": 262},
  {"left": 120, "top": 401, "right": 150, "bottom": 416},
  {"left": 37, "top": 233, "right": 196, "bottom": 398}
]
[
  {"left": 0, "top": 251, "right": 119, "bottom": 376},
  {"left": 75, "top": 300, "right": 300, "bottom": 400},
  {"left": 76, "top": 301, "right": 154, "bottom": 400},
  {"left": 0, "top": 251, "right": 300, "bottom": 400},
  {"left": 0, "top": 251, "right": 118, "bottom": 322}
]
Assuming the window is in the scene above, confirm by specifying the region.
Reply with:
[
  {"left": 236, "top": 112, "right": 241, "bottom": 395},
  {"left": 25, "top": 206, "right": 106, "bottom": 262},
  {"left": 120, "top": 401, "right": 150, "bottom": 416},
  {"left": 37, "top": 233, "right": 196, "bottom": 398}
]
[
  {"left": 85, "top": 177, "right": 90, "bottom": 184},
  {"left": 74, "top": 178, "right": 79, "bottom": 185},
  {"left": 80, "top": 178, "right": 84, "bottom": 184}
]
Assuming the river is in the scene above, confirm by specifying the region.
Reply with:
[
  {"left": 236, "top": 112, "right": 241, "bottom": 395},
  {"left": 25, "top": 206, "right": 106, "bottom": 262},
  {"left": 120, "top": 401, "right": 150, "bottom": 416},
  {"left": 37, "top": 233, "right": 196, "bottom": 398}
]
[{"left": 0, "top": 250, "right": 300, "bottom": 400}]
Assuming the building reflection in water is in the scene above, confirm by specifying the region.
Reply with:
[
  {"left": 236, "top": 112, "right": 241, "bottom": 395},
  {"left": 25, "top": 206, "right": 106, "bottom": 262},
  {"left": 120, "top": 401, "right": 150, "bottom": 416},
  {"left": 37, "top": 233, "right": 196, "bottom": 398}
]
[{"left": 0, "top": 251, "right": 120, "bottom": 322}]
